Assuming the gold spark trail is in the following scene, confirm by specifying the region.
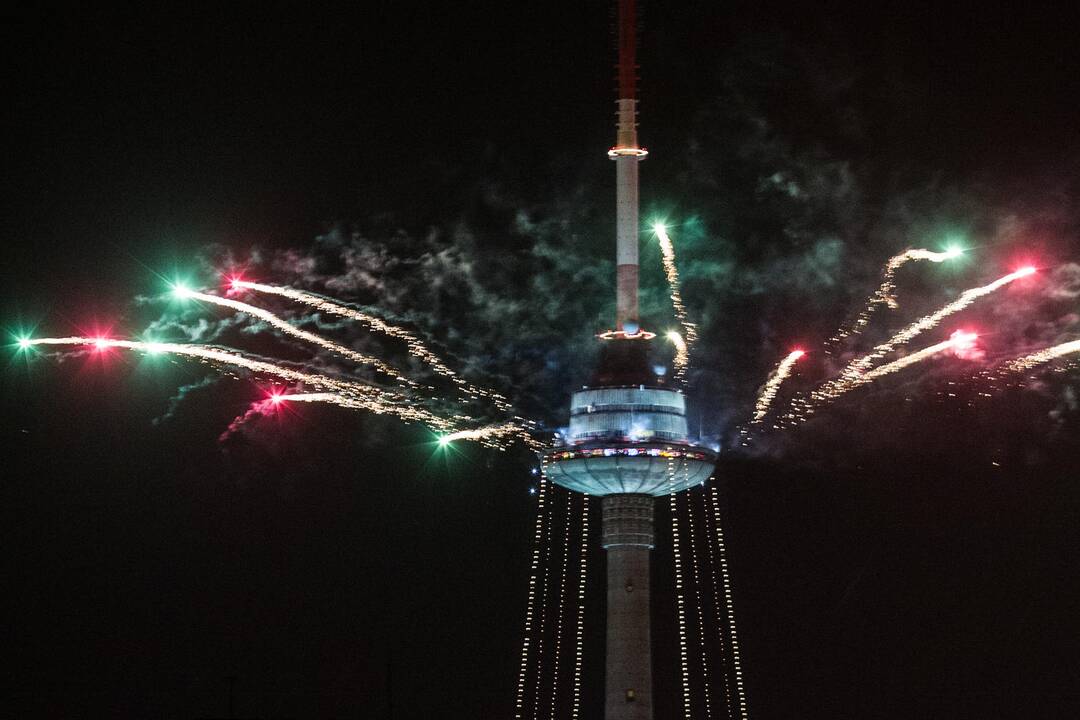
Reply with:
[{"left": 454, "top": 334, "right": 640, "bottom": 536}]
[
  {"left": 798, "top": 332, "right": 975, "bottom": 410},
  {"left": 810, "top": 267, "right": 1035, "bottom": 407},
  {"left": 277, "top": 394, "right": 539, "bottom": 449},
  {"left": 440, "top": 421, "right": 532, "bottom": 446},
  {"left": 832, "top": 247, "right": 963, "bottom": 343},
  {"left": 231, "top": 280, "right": 511, "bottom": 411},
  {"left": 667, "top": 331, "right": 689, "bottom": 379},
  {"left": 847, "top": 267, "right": 1032, "bottom": 375},
  {"left": 181, "top": 289, "right": 416, "bottom": 388},
  {"left": 1003, "top": 340, "right": 1080, "bottom": 372},
  {"left": 751, "top": 350, "right": 804, "bottom": 423},
  {"left": 27, "top": 338, "right": 454, "bottom": 430},
  {"left": 861, "top": 332, "right": 975, "bottom": 382},
  {"left": 655, "top": 225, "right": 697, "bottom": 381}
]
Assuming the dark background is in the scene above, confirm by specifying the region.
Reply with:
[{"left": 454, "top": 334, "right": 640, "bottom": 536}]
[{"left": 3, "top": 1, "right": 1079, "bottom": 718}]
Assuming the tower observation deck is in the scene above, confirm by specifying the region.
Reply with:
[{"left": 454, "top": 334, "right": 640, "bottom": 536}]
[
  {"left": 543, "top": 340, "right": 716, "bottom": 720},
  {"left": 539, "top": 3, "right": 717, "bottom": 717},
  {"left": 544, "top": 341, "right": 715, "bottom": 498}
]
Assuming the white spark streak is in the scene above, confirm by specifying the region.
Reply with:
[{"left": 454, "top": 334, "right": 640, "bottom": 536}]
[
  {"left": 1003, "top": 340, "right": 1080, "bottom": 372},
  {"left": 667, "top": 331, "right": 689, "bottom": 378},
  {"left": 27, "top": 337, "right": 453, "bottom": 430},
  {"left": 811, "top": 267, "right": 1036, "bottom": 407},
  {"left": 276, "top": 394, "right": 538, "bottom": 449},
  {"left": 751, "top": 350, "right": 805, "bottom": 423},
  {"left": 655, "top": 225, "right": 698, "bottom": 381},
  {"left": 861, "top": 331, "right": 976, "bottom": 382},
  {"left": 832, "top": 247, "right": 965, "bottom": 343},
  {"left": 231, "top": 280, "right": 511, "bottom": 410},
  {"left": 182, "top": 288, "right": 415, "bottom": 387}
]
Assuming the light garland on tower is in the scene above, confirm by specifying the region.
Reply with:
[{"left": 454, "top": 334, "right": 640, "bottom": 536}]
[
  {"left": 514, "top": 471, "right": 549, "bottom": 719},
  {"left": 669, "top": 456, "right": 693, "bottom": 718},
  {"left": 709, "top": 486, "right": 750, "bottom": 720},
  {"left": 547, "top": 489, "right": 573, "bottom": 719},
  {"left": 570, "top": 495, "right": 590, "bottom": 720},
  {"left": 530, "top": 478, "right": 558, "bottom": 719},
  {"left": 684, "top": 486, "right": 714, "bottom": 719},
  {"left": 701, "top": 480, "right": 735, "bottom": 719}
]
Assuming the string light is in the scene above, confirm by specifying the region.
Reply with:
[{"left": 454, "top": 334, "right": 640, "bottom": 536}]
[
  {"left": 514, "top": 471, "right": 549, "bottom": 719},
  {"left": 701, "top": 480, "right": 735, "bottom": 720},
  {"left": 570, "top": 495, "right": 589, "bottom": 720},
  {"left": 669, "top": 457, "right": 693, "bottom": 719},
  {"left": 547, "top": 490, "right": 573, "bottom": 720},
  {"left": 709, "top": 486, "right": 750, "bottom": 720},
  {"left": 684, "top": 486, "right": 714, "bottom": 719},
  {"left": 530, "top": 478, "right": 557, "bottom": 719}
]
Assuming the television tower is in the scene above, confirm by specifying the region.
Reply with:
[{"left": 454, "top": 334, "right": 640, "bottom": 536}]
[{"left": 542, "top": 1, "right": 717, "bottom": 718}]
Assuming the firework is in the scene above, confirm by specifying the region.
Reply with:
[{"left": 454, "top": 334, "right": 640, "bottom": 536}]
[
  {"left": 25, "top": 337, "right": 454, "bottom": 430},
  {"left": 270, "top": 393, "right": 540, "bottom": 450},
  {"left": 780, "top": 330, "right": 981, "bottom": 426},
  {"left": 832, "top": 247, "right": 965, "bottom": 343},
  {"left": 229, "top": 279, "right": 511, "bottom": 411},
  {"left": 174, "top": 285, "right": 416, "bottom": 388},
  {"left": 666, "top": 330, "right": 688, "bottom": 378},
  {"left": 860, "top": 330, "right": 977, "bottom": 382},
  {"left": 751, "top": 349, "right": 805, "bottom": 423},
  {"left": 1003, "top": 340, "right": 1080, "bottom": 372},
  {"left": 814, "top": 267, "right": 1036, "bottom": 405},
  {"left": 654, "top": 224, "right": 697, "bottom": 381},
  {"left": 435, "top": 421, "right": 540, "bottom": 449},
  {"left": 850, "top": 266, "right": 1032, "bottom": 371}
]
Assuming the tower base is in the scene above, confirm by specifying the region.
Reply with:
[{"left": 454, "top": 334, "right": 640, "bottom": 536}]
[{"left": 602, "top": 494, "right": 655, "bottom": 720}]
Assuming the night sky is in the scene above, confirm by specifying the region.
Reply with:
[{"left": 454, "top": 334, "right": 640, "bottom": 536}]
[{"left": 4, "top": 2, "right": 1080, "bottom": 718}]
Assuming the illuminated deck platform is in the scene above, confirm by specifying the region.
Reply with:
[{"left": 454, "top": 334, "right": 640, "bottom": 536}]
[{"left": 543, "top": 384, "right": 715, "bottom": 496}]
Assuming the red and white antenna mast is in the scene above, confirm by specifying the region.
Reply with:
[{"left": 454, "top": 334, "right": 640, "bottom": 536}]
[{"left": 610, "top": 0, "right": 648, "bottom": 334}]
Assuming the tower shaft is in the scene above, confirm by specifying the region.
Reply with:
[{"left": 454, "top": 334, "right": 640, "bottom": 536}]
[
  {"left": 602, "top": 493, "right": 655, "bottom": 720},
  {"left": 615, "top": 148, "right": 640, "bottom": 329},
  {"left": 612, "top": 0, "right": 645, "bottom": 331}
]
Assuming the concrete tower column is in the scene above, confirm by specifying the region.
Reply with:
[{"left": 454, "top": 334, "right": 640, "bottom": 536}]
[
  {"left": 602, "top": 493, "right": 655, "bottom": 720},
  {"left": 615, "top": 151, "right": 640, "bottom": 330}
]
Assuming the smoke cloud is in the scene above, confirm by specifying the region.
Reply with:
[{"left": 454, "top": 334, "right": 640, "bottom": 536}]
[{"left": 141, "top": 30, "right": 1079, "bottom": 456}]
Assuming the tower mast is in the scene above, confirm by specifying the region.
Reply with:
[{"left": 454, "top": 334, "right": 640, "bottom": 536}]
[
  {"left": 543, "top": 2, "right": 716, "bottom": 719},
  {"left": 610, "top": 0, "right": 648, "bottom": 333}
]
